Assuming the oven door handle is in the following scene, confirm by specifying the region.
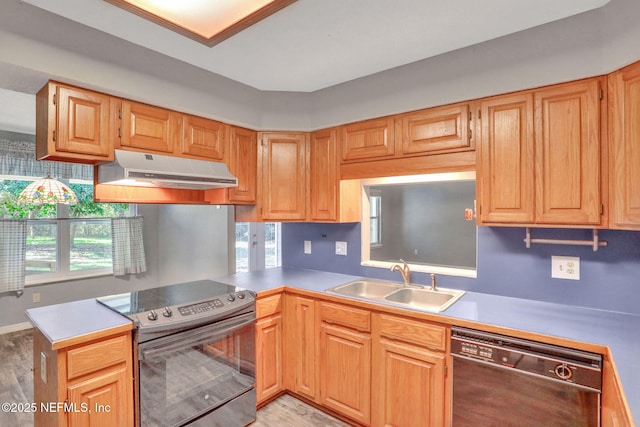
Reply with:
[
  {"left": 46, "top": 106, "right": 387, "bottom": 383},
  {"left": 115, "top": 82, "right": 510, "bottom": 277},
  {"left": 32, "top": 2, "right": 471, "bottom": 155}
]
[{"left": 139, "top": 313, "right": 255, "bottom": 360}]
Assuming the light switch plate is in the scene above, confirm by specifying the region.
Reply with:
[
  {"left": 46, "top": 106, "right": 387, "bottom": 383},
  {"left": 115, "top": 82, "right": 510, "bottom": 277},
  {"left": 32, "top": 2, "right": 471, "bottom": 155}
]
[
  {"left": 304, "top": 240, "right": 312, "bottom": 254},
  {"left": 335, "top": 241, "right": 347, "bottom": 256},
  {"left": 551, "top": 256, "right": 580, "bottom": 280}
]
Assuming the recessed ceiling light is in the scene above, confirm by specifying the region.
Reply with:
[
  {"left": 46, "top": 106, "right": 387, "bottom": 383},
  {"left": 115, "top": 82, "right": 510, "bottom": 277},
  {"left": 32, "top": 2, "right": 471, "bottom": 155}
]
[{"left": 104, "top": 0, "right": 297, "bottom": 47}]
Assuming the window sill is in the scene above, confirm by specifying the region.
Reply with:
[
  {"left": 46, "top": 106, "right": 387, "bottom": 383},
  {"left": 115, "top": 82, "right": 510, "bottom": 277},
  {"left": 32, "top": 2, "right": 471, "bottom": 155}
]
[
  {"left": 25, "top": 268, "right": 113, "bottom": 286},
  {"left": 361, "top": 260, "right": 477, "bottom": 279}
]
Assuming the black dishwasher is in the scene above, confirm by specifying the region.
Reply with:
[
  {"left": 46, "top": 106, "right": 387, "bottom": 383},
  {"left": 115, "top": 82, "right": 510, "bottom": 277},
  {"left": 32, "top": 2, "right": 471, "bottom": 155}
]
[{"left": 451, "top": 327, "right": 602, "bottom": 427}]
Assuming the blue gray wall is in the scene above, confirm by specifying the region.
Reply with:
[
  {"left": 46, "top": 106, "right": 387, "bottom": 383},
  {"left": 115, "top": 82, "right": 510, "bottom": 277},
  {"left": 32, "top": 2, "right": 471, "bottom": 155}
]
[{"left": 282, "top": 223, "right": 640, "bottom": 315}]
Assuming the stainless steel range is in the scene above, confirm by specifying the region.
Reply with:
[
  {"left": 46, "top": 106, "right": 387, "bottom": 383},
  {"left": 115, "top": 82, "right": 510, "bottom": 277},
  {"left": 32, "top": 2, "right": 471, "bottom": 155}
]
[{"left": 97, "top": 280, "right": 256, "bottom": 427}]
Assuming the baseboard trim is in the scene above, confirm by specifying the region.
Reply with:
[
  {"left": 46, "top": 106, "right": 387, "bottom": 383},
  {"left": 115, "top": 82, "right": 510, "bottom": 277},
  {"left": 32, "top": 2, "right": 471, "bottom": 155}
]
[{"left": 0, "top": 322, "right": 33, "bottom": 335}]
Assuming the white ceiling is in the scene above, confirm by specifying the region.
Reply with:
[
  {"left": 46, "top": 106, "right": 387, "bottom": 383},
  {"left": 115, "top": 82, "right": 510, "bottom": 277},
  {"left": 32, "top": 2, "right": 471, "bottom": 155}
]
[{"left": 21, "top": 0, "right": 609, "bottom": 92}]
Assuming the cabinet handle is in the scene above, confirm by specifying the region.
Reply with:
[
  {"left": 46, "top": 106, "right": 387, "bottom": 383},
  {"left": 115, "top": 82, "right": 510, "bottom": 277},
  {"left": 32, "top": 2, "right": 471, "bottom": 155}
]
[{"left": 52, "top": 130, "right": 56, "bottom": 142}]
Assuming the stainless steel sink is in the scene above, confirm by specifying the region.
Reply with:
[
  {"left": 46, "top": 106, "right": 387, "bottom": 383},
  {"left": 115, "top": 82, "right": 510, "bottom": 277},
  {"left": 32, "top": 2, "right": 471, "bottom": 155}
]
[
  {"left": 384, "top": 287, "right": 464, "bottom": 312},
  {"left": 325, "top": 279, "right": 465, "bottom": 312},
  {"left": 325, "top": 280, "right": 405, "bottom": 299}
]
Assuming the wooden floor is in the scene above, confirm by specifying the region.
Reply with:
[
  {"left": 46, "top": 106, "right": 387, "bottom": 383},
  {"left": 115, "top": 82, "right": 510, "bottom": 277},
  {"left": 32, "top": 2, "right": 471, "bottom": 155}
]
[{"left": 0, "top": 329, "right": 348, "bottom": 427}]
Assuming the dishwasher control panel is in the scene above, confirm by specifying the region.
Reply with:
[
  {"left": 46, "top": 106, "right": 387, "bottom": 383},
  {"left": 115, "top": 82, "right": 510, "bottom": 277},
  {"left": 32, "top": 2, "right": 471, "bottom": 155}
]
[{"left": 451, "top": 327, "right": 602, "bottom": 391}]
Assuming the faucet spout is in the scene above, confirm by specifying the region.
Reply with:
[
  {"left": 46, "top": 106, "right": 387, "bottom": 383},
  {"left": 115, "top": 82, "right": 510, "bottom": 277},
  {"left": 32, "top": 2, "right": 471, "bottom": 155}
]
[{"left": 390, "top": 259, "right": 411, "bottom": 286}]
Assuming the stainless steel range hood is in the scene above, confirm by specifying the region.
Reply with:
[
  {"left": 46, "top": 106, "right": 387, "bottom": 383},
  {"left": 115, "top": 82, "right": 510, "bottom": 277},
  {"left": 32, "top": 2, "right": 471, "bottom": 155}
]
[{"left": 98, "top": 150, "right": 238, "bottom": 190}]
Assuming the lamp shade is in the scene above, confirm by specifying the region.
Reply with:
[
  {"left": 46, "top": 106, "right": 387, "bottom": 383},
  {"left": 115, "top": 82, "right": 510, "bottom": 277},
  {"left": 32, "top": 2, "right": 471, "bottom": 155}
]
[{"left": 17, "top": 176, "right": 78, "bottom": 205}]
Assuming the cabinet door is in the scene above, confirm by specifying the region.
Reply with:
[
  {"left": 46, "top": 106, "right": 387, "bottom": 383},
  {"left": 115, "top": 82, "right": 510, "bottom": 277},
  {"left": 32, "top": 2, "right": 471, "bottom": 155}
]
[
  {"left": 534, "top": 79, "right": 602, "bottom": 224},
  {"left": 67, "top": 365, "right": 133, "bottom": 427},
  {"left": 400, "top": 103, "right": 472, "bottom": 155},
  {"left": 373, "top": 338, "right": 446, "bottom": 427},
  {"left": 340, "top": 117, "right": 395, "bottom": 162},
  {"left": 228, "top": 126, "right": 257, "bottom": 204},
  {"left": 478, "top": 92, "right": 535, "bottom": 224},
  {"left": 182, "top": 115, "right": 227, "bottom": 160},
  {"left": 259, "top": 132, "right": 307, "bottom": 221},
  {"left": 255, "top": 314, "right": 283, "bottom": 404},
  {"left": 319, "top": 323, "right": 371, "bottom": 425},
  {"left": 309, "top": 129, "right": 338, "bottom": 221},
  {"left": 36, "top": 83, "right": 114, "bottom": 162},
  {"left": 609, "top": 62, "right": 640, "bottom": 229},
  {"left": 289, "top": 296, "right": 317, "bottom": 400},
  {"left": 120, "top": 100, "right": 181, "bottom": 154}
]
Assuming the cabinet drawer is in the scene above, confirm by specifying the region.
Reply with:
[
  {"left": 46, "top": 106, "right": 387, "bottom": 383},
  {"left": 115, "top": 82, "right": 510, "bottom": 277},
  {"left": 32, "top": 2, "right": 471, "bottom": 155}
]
[
  {"left": 67, "top": 334, "right": 129, "bottom": 380},
  {"left": 377, "top": 314, "right": 446, "bottom": 351},
  {"left": 319, "top": 302, "right": 370, "bottom": 332},
  {"left": 256, "top": 294, "right": 283, "bottom": 318}
]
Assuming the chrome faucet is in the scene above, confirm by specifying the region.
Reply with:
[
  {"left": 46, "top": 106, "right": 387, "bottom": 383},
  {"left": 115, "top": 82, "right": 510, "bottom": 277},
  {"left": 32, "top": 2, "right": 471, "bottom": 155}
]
[
  {"left": 430, "top": 273, "right": 437, "bottom": 291},
  {"left": 390, "top": 259, "right": 411, "bottom": 286}
]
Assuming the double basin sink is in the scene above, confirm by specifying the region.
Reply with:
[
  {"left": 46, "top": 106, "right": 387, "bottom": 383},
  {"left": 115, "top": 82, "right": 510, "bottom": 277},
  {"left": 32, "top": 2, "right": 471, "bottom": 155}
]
[{"left": 325, "top": 279, "right": 465, "bottom": 312}]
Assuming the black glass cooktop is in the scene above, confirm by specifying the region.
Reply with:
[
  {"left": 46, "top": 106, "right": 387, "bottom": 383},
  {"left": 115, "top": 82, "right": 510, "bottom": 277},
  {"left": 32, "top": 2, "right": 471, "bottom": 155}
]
[{"left": 96, "top": 280, "right": 239, "bottom": 317}]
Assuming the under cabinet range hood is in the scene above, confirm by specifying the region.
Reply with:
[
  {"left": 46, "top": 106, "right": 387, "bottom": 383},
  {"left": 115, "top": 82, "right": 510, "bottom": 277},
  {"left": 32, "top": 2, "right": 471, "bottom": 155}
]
[{"left": 98, "top": 150, "right": 238, "bottom": 190}]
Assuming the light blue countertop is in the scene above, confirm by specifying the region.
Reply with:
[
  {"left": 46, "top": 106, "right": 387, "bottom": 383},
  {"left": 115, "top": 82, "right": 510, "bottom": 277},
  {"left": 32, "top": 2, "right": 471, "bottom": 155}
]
[
  {"left": 217, "top": 267, "right": 640, "bottom": 423},
  {"left": 23, "top": 267, "right": 638, "bottom": 422},
  {"left": 25, "top": 298, "right": 133, "bottom": 346}
]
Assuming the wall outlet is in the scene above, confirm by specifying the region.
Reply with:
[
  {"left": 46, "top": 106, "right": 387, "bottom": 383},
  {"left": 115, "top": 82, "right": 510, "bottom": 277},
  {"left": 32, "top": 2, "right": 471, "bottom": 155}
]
[
  {"left": 304, "top": 240, "right": 312, "bottom": 254},
  {"left": 551, "top": 256, "right": 580, "bottom": 280},
  {"left": 32, "top": 292, "right": 40, "bottom": 303},
  {"left": 335, "top": 241, "right": 348, "bottom": 256}
]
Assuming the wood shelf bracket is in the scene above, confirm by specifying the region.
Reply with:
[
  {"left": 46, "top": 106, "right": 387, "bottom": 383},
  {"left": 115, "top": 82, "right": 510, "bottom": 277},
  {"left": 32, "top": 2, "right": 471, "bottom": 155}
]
[{"left": 524, "top": 228, "right": 608, "bottom": 252}]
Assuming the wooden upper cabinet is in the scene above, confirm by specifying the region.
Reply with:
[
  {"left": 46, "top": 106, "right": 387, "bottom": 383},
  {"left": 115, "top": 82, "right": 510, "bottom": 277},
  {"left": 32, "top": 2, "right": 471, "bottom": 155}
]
[
  {"left": 309, "top": 128, "right": 338, "bottom": 221},
  {"left": 181, "top": 115, "right": 227, "bottom": 161},
  {"left": 534, "top": 79, "right": 603, "bottom": 225},
  {"left": 227, "top": 126, "right": 257, "bottom": 204},
  {"left": 36, "top": 82, "right": 115, "bottom": 163},
  {"left": 400, "top": 103, "right": 473, "bottom": 156},
  {"left": 477, "top": 92, "right": 535, "bottom": 224},
  {"left": 119, "top": 100, "right": 182, "bottom": 154},
  {"left": 259, "top": 132, "right": 308, "bottom": 221},
  {"left": 340, "top": 116, "right": 395, "bottom": 162},
  {"left": 478, "top": 78, "right": 604, "bottom": 227},
  {"left": 609, "top": 61, "right": 640, "bottom": 230}
]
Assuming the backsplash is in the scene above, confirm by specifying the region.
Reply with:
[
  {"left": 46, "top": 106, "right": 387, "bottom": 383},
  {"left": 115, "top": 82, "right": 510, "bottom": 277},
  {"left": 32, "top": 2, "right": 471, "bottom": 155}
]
[{"left": 282, "top": 223, "right": 640, "bottom": 315}]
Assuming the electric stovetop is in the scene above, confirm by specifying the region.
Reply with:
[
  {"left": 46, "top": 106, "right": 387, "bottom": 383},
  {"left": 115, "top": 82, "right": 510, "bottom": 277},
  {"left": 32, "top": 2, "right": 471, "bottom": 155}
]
[{"left": 96, "top": 279, "right": 241, "bottom": 317}]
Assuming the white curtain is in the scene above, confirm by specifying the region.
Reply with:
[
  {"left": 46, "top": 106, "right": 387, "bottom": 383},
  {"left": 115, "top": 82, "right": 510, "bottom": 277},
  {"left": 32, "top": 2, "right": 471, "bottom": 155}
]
[
  {"left": 111, "top": 217, "right": 147, "bottom": 276},
  {"left": 0, "top": 219, "right": 27, "bottom": 296}
]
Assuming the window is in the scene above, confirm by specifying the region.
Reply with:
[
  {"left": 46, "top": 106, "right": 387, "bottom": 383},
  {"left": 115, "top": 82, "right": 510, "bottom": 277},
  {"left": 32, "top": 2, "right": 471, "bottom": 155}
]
[
  {"left": 235, "top": 222, "right": 281, "bottom": 273},
  {"left": 369, "top": 192, "right": 382, "bottom": 247},
  {"left": 0, "top": 133, "right": 131, "bottom": 284},
  {"left": 360, "top": 172, "right": 477, "bottom": 278}
]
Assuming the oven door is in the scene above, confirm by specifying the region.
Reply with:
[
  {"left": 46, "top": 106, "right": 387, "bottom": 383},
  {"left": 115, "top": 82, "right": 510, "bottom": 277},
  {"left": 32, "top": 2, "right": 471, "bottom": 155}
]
[{"left": 138, "top": 312, "right": 256, "bottom": 427}]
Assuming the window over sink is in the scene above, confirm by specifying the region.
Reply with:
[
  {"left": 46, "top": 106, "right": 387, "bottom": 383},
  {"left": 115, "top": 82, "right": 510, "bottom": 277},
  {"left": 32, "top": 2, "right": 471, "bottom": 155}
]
[{"left": 360, "top": 171, "right": 477, "bottom": 278}]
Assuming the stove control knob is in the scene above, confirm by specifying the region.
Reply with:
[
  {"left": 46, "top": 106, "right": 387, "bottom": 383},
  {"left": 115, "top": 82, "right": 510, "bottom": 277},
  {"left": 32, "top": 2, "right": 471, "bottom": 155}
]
[
  {"left": 227, "top": 294, "right": 236, "bottom": 302},
  {"left": 147, "top": 310, "right": 158, "bottom": 321},
  {"left": 237, "top": 292, "right": 246, "bottom": 300},
  {"left": 163, "top": 307, "right": 173, "bottom": 318}
]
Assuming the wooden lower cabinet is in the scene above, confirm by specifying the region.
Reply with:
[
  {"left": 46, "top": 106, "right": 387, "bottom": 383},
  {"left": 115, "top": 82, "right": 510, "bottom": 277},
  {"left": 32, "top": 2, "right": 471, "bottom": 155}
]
[
  {"left": 256, "top": 314, "right": 283, "bottom": 404},
  {"left": 66, "top": 365, "right": 131, "bottom": 427},
  {"left": 601, "top": 357, "right": 633, "bottom": 427},
  {"left": 319, "top": 322, "right": 371, "bottom": 425},
  {"left": 255, "top": 293, "right": 284, "bottom": 405},
  {"left": 33, "top": 328, "right": 134, "bottom": 427},
  {"left": 372, "top": 313, "right": 448, "bottom": 427},
  {"left": 285, "top": 295, "right": 317, "bottom": 400}
]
